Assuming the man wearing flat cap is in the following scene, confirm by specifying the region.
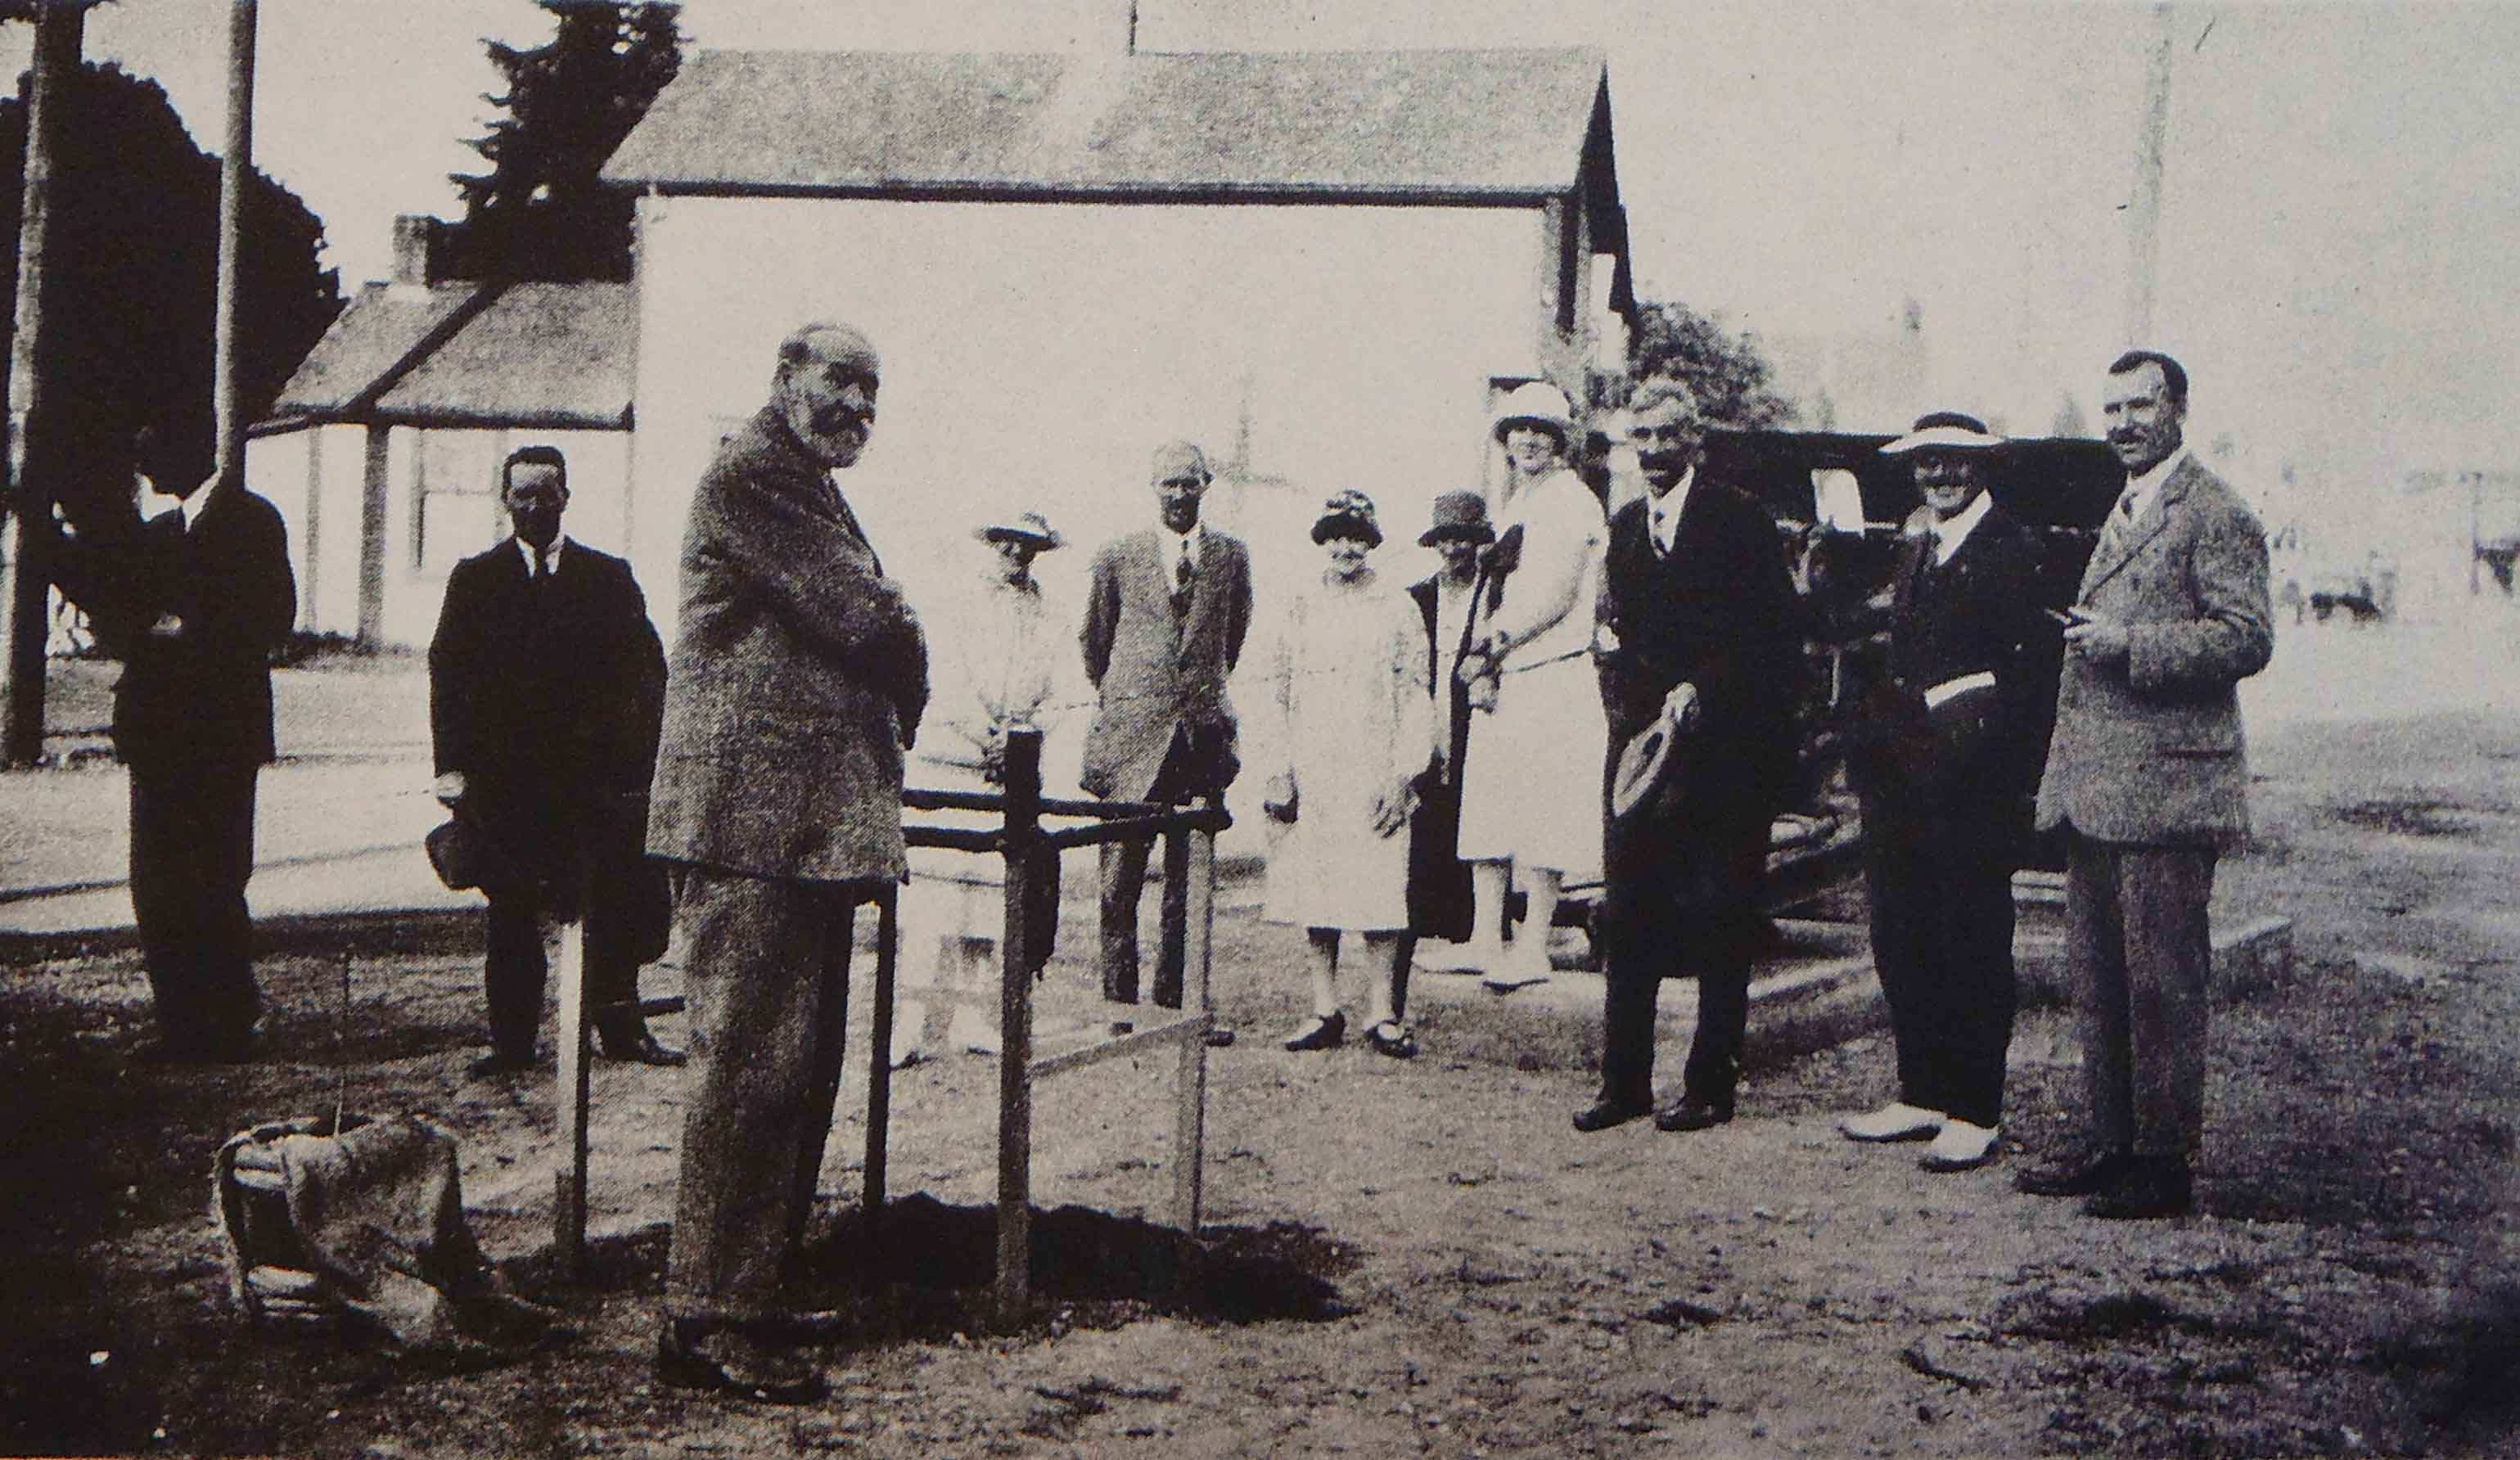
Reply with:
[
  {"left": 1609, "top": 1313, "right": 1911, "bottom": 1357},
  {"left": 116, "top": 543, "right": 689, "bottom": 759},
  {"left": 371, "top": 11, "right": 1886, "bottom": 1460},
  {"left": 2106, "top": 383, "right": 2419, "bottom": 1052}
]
[
  {"left": 646, "top": 321, "right": 928, "bottom": 1401},
  {"left": 1577, "top": 376, "right": 1801, "bottom": 1135},
  {"left": 1081, "top": 441, "right": 1252, "bottom": 1039},
  {"left": 1837, "top": 412, "right": 2053, "bottom": 1174}
]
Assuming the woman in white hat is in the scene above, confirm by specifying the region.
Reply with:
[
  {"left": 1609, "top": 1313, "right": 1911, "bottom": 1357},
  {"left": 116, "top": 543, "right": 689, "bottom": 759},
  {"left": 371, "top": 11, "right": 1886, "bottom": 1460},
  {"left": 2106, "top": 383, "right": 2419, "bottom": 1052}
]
[
  {"left": 894, "top": 509, "right": 1069, "bottom": 1066},
  {"left": 1257, "top": 490, "right": 1436, "bottom": 1057},
  {"left": 1453, "top": 382, "right": 1612, "bottom": 990}
]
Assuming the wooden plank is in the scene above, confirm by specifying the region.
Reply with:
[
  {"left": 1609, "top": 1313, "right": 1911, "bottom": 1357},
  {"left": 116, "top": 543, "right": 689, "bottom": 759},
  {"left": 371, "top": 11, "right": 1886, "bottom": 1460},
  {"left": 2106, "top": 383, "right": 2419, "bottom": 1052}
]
[
  {"left": 550, "top": 919, "right": 589, "bottom": 1281},
  {"left": 861, "top": 888, "right": 896, "bottom": 1292},
  {"left": 1174, "top": 803, "right": 1216, "bottom": 1234},
  {"left": 1026, "top": 1012, "right": 1206, "bottom": 1079},
  {"left": 994, "top": 730, "right": 1042, "bottom": 1327}
]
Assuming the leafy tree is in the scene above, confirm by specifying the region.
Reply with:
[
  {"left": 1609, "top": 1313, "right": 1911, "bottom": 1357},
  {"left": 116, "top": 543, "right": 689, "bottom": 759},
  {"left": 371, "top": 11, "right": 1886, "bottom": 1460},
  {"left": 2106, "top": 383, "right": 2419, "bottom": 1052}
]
[
  {"left": 0, "top": 61, "right": 343, "bottom": 524},
  {"left": 439, "top": 2, "right": 682, "bottom": 282},
  {"left": 1594, "top": 300, "right": 1797, "bottom": 429}
]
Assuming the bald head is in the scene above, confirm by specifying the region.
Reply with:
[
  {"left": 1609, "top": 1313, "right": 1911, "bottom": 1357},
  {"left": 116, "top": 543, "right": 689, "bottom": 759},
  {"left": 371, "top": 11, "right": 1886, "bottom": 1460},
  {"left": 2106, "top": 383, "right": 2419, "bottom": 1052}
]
[
  {"left": 1149, "top": 439, "right": 1211, "bottom": 532},
  {"left": 773, "top": 322, "right": 881, "bottom": 468}
]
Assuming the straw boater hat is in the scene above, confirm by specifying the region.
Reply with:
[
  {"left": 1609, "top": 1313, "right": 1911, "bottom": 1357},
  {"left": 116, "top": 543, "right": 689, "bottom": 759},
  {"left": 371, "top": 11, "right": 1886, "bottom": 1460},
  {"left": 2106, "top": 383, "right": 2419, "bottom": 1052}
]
[
  {"left": 1490, "top": 381, "right": 1576, "bottom": 444},
  {"left": 975, "top": 509, "right": 1062, "bottom": 550},
  {"left": 1310, "top": 489, "right": 1382, "bottom": 548},
  {"left": 1879, "top": 411, "right": 2004, "bottom": 456},
  {"left": 1418, "top": 490, "right": 1495, "bottom": 548}
]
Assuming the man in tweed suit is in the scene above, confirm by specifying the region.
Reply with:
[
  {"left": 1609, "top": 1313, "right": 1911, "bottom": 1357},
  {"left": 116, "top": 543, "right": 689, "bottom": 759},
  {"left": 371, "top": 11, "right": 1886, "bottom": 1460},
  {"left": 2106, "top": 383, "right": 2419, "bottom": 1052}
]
[
  {"left": 2015, "top": 350, "right": 2271, "bottom": 1219},
  {"left": 647, "top": 322, "right": 927, "bottom": 1400},
  {"left": 1080, "top": 441, "right": 1251, "bottom": 1041}
]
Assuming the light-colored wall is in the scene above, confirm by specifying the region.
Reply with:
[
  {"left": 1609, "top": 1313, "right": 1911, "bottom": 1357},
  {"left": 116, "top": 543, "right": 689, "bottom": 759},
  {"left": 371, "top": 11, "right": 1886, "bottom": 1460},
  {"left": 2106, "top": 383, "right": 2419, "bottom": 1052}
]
[{"left": 626, "top": 195, "right": 1556, "bottom": 652}]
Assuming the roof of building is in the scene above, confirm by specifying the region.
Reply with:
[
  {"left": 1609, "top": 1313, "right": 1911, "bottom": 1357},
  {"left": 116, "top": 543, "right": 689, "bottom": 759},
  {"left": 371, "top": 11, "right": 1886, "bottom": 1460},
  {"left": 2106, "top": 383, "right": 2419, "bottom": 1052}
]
[
  {"left": 258, "top": 281, "right": 633, "bottom": 435},
  {"left": 602, "top": 46, "right": 1613, "bottom": 204}
]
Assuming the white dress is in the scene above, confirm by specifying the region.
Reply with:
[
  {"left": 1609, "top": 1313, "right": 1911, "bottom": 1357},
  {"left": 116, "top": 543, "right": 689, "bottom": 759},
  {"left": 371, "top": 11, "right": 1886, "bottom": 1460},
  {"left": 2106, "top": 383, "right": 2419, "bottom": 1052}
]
[
  {"left": 1454, "top": 467, "right": 1608, "bottom": 880},
  {"left": 1260, "top": 567, "right": 1434, "bottom": 931},
  {"left": 908, "top": 575, "right": 1067, "bottom": 927}
]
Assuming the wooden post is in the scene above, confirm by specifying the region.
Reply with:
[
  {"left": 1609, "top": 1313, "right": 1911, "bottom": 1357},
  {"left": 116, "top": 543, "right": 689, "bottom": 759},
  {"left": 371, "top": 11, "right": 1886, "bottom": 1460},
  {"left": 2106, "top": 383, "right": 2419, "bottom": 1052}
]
[
  {"left": 1171, "top": 794, "right": 1217, "bottom": 1234},
  {"left": 860, "top": 885, "right": 897, "bottom": 1291},
  {"left": 550, "top": 917, "right": 590, "bottom": 1279},
  {"left": 0, "top": 1, "right": 87, "bottom": 768},
  {"left": 355, "top": 426, "right": 391, "bottom": 646},
  {"left": 993, "top": 728, "right": 1042, "bottom": 1325},
  {"left": 2124, "top": 2, "right": 2175, "bottom": 346},
  {"left": 213, "top": 0, "right": 257, "bottom": 485}
]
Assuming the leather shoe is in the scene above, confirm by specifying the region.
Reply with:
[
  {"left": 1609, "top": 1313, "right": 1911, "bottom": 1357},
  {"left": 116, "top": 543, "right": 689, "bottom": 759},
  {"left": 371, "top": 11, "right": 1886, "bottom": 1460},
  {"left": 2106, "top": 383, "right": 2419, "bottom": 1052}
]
[
  {"left": 2081, "top": 1156, "right": 2194, "bottom": 1219},
  {"left": 2013, "top": 1145, "right": 2132, "bottom": 1197},
  {"left": 1571, "top": 1096, "right": 1650, "bottom": 1133},
  {"left": 1203, "top": 1025, "right": 1237, "bottom": 1048},
  {"left": 1282, "top": 1010, "right": 1346, "bottom": 1052},
  {"left": 656, "top": 1322, "right": 824, "bottom": 1403},
  {"left": 467, "top": 1050, "right": 537, "bottom": 1079},
  {"left": 1654, "top": 1093, "right": 1734, "bottom": 1133},
  {"left": 1839, "top": 1102, "right": 1945, "bottom": 1143},
  {"left": 597, "top": 1031, "right": 687, "bottom": 1067}
]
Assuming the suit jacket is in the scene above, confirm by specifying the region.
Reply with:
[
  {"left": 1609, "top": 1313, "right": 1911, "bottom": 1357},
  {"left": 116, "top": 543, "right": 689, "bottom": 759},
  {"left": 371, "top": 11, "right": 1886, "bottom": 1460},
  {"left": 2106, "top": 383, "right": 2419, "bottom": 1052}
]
[
  {"left": 646, "top": 406, "right": 930, "bottom": 882},
  {"left": 2035, "top": 455, "right": 2272, "bottom": 846},
  {"left": 1079, "top": 526, "right": 1253, "bottom": 801},
  {"left": 1849, "top": 502, "right": 2052, "bottom": 813},
  {"left": 1598, "top": 482, "right": 1801, "bottom": 902},
  {"left": 56, "top": 486, "right": 295, "bottom": 770}
]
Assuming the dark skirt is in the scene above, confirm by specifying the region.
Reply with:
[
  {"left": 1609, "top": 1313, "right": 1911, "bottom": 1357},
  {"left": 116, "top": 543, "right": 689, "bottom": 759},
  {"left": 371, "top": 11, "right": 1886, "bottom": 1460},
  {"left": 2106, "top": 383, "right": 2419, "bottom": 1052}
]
[{"left": 1404, "top": 769, "right": 1474, "bottom": 942}]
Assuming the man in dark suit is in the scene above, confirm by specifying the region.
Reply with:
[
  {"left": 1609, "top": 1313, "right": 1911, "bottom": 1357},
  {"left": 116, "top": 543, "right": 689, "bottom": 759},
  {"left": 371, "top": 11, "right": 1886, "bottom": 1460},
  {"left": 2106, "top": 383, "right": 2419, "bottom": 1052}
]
[
  {"left": 2015, "top": 350, "right": 2272, "bottom": 1219},
  {"left": 1577, "top": 378, "right": 1801, "bottom": 1134},
  {"left": 429, "top": 444, "right": 679, "bottom": 1078},
  {"left": 1080, "top": 440, "right": 1251, "bottom": 1040},
  {"left": 646, "top": 322, "right": 927, "bottom": 1401},
  {"left": 1837, "top": 412, "right": 2052, "bottom": 1174},
  {"left": 52, "top": 439, "right": 295, "bottom": 1063}
]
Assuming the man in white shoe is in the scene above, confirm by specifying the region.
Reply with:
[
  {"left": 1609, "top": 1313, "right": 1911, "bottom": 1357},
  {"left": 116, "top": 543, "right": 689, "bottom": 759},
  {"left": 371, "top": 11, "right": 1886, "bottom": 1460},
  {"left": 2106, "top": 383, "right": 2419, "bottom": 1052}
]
[{"left": 1838, "top": 412, "right": 2053, "bottom": 1173}]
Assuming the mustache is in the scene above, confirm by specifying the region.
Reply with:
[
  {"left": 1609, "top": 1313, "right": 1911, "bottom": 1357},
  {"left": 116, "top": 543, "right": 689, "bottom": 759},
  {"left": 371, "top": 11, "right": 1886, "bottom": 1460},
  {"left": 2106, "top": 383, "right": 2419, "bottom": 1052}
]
[
  {"left": 810, "top": 406, "right": 871, "bottom": 436},
  {"left": 1639, "top": 450, "right": 1691, "bottom": 473}
]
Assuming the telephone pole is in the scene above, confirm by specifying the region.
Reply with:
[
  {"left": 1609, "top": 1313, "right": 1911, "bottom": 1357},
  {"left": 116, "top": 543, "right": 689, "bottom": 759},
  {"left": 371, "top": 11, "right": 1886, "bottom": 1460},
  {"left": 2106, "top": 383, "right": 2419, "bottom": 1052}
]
[{"left": 2123, "top": 2, "right": 2175, "bottom": 346}]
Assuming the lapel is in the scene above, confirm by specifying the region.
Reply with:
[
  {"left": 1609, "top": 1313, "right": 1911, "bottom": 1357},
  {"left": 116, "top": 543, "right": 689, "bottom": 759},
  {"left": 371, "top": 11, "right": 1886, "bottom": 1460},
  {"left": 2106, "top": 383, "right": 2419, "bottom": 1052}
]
[
  {"left": 2078, "top": 459, "right": 2193, "bottom": 599},
  {"left": 1176, "top": 530, "right": 1226, "bottom": 658}
]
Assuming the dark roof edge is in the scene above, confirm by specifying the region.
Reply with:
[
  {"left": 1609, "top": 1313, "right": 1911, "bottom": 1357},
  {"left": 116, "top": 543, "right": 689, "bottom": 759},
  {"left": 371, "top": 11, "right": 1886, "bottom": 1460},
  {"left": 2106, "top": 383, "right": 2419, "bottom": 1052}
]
[
  {"left": 370, "top": 407, "right": 634, "bottom": 433},
  {"left": 605, "top": 178, "right": 1567, "bottom": 205}
]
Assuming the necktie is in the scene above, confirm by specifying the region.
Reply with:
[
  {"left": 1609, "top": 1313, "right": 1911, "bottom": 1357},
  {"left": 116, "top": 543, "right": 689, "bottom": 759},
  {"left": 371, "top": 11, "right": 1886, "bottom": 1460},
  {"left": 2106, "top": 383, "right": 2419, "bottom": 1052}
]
[
  {"left": 1173, "top": 543, "right": 1195, "bottom": 614},
  {"left": 533, "top": 545, "right": 550, "bottom": 581},
  {"left": 1651, "top": 508, "right": 1671, "bottom": 556}
]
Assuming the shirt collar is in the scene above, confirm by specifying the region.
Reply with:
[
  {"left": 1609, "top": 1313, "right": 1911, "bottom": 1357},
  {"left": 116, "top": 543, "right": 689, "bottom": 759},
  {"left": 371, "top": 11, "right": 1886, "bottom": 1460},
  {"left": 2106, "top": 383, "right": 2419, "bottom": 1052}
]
[
  {"left": 1930, "top": 489, "right": 1994, "bottom": 564},
  {"left": 2121, "top": 448, "right": 2189, "bottom": 521},
  {"left": 1166, "top": 522, "right": 1205, "bottom": 560},
  {"left": 516, "top": 534, "right": 570, "bottom": 574},
  {"left": 1647, "top": 466, "right": 1695, "bottom": 543},
  {"left": 178, "top": 481, "right": 217, "bottom": 531}
]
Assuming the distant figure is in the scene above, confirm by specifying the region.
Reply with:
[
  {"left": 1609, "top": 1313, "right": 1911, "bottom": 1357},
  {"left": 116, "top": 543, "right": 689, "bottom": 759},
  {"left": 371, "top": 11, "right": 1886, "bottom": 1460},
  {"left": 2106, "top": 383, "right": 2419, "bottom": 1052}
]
[
  {"left": 52, "top": 439, "right": 295, "bottom": 1064},
  {"left": 1257, "top": 490, "right": 1432, "bottom": 1058},
  {"left": 2017, "top": 349, "right": 2272, "bottom": 1220},
  {"left": 647, "top": 322, "right": 928, "bottom": 1401},
  {"left": 1837, "top": 414, "right": 2050, "bottom": 1173},
  {"left": 1576, "top": 378, "right": 1800, "bottom": 1135},
  {"left": 1399, "top": 491, "right": 1492, "bottom": 984},
  {"left": 896, "top": 508, "right": 1070, "bottom": 1066},
  {"left": 1453, "top": 383, "right": 1608, "bottom": 994},
  {"left": 1080, "top": 440, "right": 1251, "bottom": 1046},
  {"left": 428, "top": 444, "right": 680, "bottom": 1079}
]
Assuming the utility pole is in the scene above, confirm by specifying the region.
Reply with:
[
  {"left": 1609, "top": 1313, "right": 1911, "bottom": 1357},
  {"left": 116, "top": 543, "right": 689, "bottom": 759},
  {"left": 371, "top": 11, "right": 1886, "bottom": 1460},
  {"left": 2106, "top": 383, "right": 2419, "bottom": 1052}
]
[
  {"left": 214, "top": 0, "right": 258, "bottom": 486},
  {"left": 0, "top": 1, "right": 91, "bottom": 768},
  {"left": 2123, "top": 2, "right": 2175, "bottom": 346}
]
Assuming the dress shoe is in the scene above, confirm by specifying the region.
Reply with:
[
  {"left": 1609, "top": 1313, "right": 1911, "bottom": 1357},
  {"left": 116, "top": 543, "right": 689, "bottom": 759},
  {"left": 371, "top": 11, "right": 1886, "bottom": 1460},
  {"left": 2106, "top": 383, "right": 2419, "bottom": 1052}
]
[
  {"left": 2013, "top": 1145, "right": 2133, "bottom": 1197},
  {"left": 655, "top": 1321, "right": 824, "bottom": 1403},
  {"left": 2081, "top": 1156, "right": 2194, "bottom": 1219},
  {"left": 1364, "top": 1019, "right": 1418, "bottom": 1060},
  {"left": 1838, "top": 1102, "right": 1945, "bottom": 1143},
  {"left": 467, "top": 1050, "right": 537, "bottom": 1079},
  {"left": 596, "top": 1031, "right": 687, "bottom": 1068},
  {"left": 1282, "top": 1010, "right": 1346, "bottom": 1052},
  {"left": 1571, "top": 1095, "right": 1650, "bottom": 1133},
  {"left": 1654, "top": 1093, "right": 1734, "bottom": 1133},
  {"left": 1203, "top": 1025, "right": 1237, "bottom": 1048},
  {"left": 1919, "top": 1118, "right": 2001, "bottom": 1173}
]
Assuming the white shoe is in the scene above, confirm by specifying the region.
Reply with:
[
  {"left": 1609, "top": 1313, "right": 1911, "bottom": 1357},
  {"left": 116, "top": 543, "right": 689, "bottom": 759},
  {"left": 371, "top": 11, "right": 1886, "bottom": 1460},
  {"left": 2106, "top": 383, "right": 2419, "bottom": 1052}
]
[
  {"left": 1838, "top": 1102, "right": 1945, "bottom": 1142},
  {"left": 1415, "top": 940, "right": 1481, "bottom": 973},
  {"left": 1920, "top": 1118, "right": 2000, "bottom": 1172},
  {"left": 947, "top": 1004, "right": 1000, "bottom": 1057}
]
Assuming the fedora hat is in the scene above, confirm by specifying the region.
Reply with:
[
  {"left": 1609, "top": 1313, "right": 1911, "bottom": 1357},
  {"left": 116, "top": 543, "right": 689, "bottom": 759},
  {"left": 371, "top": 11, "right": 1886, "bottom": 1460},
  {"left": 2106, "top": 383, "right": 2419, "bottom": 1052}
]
[
  {"left": 1419, "top": 490, "right": 1495, "bottom": 547},
  {"left": 1609, "top": 687, "right": 1698, "bottom": 823},
  {"left": 1311, "top": 489, "right": 1382, "bottom": 548},
  {"left": 1880, "top": 411, "right": 2003, "bottom": 456},
  {"left": 975, "top": 509, "right": 1062, "bottom": 550},
  {"left": 1490, "top": 381, "right": 1575, "bottom": 444}
]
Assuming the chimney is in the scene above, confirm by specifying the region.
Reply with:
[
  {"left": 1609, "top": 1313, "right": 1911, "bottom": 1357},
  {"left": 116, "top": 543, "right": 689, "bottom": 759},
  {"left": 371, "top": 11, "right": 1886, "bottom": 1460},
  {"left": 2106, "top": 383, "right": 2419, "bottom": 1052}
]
[{"left": 390, "top": 214, "right": 442, "bottom": 286}]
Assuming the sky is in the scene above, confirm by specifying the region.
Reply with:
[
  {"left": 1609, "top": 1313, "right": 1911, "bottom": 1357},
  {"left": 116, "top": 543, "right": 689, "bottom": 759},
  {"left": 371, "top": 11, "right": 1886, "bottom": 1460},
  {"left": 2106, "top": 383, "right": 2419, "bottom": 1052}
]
[{"left": 7, "top": 0, "right": 2518, "bottom": 538}]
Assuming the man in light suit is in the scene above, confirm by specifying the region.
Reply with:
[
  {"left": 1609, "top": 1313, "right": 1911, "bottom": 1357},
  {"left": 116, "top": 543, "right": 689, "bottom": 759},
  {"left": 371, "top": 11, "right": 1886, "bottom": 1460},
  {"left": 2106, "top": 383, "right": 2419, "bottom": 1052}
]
[
  {"left": 429, "top": 445, "right": 679, "bottom": 1078},
  {"left": 2015, "top": 350, "right": 2272, "bottom": 1219},
  {"left": 1838, "top": 413, "right": 2052, "bottom": 1174},
  {"left": 1080, "top": 441, "right": 1251, "bottom": 1043},
  {"left": 647, "top": 322, "right": 928, "bottom": 1401}
]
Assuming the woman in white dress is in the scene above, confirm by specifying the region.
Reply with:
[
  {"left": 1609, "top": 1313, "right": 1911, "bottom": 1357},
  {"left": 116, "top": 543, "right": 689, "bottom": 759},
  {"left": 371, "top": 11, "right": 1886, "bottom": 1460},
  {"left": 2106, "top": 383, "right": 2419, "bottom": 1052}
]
[
  {"left": 1453, "top": 382, "right": 1610, "bottom": 991},
  {"left": 1259, "top": 490, "right": 1435, "bottom": 1057}
]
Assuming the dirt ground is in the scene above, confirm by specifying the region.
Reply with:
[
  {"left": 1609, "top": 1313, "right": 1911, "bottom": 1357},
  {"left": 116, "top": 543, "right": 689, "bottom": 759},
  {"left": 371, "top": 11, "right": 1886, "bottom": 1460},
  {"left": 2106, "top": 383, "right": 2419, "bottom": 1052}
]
[{"left": 6, "top": 616, "right": 2520, "bottom": 1458}]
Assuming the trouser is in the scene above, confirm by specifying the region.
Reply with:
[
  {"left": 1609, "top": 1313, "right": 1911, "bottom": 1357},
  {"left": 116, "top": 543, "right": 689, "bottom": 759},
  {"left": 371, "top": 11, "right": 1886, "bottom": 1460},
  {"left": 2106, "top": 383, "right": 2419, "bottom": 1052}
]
[
  {"left": 1098, "top": 737, "right": 1197, "bottom": 1007},
  {"left": 476, "top": 795, "right": 660, "bottom": 1059},
  {"left": 1598, "top": 917, "right": 1755, "bottom": 1110},
  {"left": 2063, "top": 834, "right": 2217, "bottom": 1159},
  {"left": 481, "top": 887, "right": 651, "bottom": 1060},
  {"left": 128, "top": 757, "right": 262, "bottom": 1045},
  {"left": 1862, "top": 796, "right": 2019, "bottom": 1129},
  {"left": 663, "top": 866, "right": 868, "bottom": 1326}
]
